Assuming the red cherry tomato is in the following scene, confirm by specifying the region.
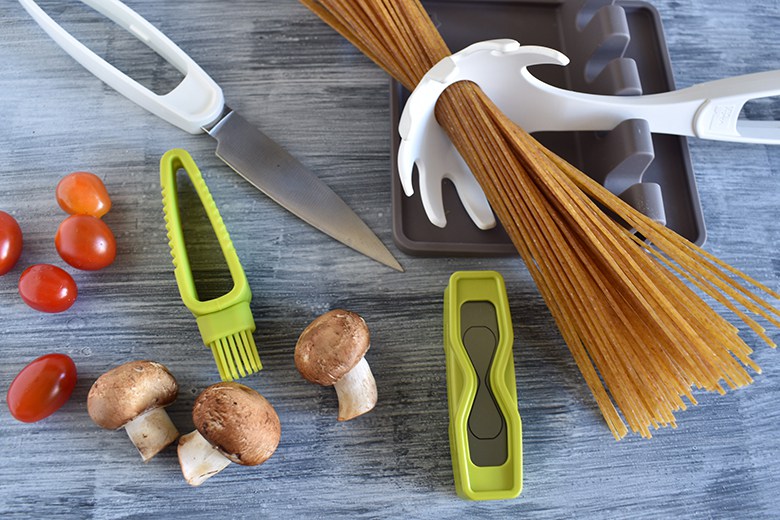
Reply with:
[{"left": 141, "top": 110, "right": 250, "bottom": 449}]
[
  {"left": 18, "top": 264, "right": 78, "bottom": 313},
  {"left": 56, "top": 171, "right": 112, "bottom": 218},
  {"left": 55, "top": 215, "right": 116, "bottom": 271},
  {"left": 0, "top": 211, "right": 23, "bottom": 275},
  {"left": 7, "top": 353, "right": 78, "bottom": 423}
]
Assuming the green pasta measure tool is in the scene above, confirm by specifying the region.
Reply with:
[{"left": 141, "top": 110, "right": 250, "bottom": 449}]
[
  {"left": 443, "top": 270, "right": 523, "bottom": 500},
  {"left": 161, "top": 148, "right": 262, "bottom": 381}
]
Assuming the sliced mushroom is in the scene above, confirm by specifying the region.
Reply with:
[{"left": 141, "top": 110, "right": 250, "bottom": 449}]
[
  {"left": 178, "top": 382, "right": 281, "bottom": 486},
  {"left": 87, "top": 360, "right": 179, "bottom": 461},
  {"left": 295, "top": 309, "right": 377, "bottom": 420}
]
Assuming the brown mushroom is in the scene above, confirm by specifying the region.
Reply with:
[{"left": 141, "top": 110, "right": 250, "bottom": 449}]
[
  {"left": 294, "top": 309, "right": 377, "bottom": 421},
  {"left": 87, "top": 360, "right": 179, "bottom": 461},
  {"left": 177, "top": 382, "right": 281, "bottom": 486}
]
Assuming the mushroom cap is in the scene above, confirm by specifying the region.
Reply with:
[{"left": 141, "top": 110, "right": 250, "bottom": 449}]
[
  {"left": 294, "top": 309, "right": 370, "bottom": 386},
  {"left": 87, "top": 360, "right": 178, "bottom": 430},
  {"left": 192, "top": 382, "right": 281, "bottom": 466}
]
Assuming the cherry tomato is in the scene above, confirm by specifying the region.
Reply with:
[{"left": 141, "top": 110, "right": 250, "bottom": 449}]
[
  {"left": 0, "top": 211, "right": 23, "bottom": 275},
  {"left": 18, "top": 264, "right": 78, "bottom": 313},
  {"left": 56, "top": 171, "right": 111, "bottom": 218},
  {"left": 7, "top": 353, "right": 78, "bottom": 423},
  {"left": 55, "top": 215, "right": 116, "bottom": 271}
]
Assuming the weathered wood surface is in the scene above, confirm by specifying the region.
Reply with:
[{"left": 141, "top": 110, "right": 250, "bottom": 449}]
[{"left": 1, "top": 0, "right": 779, "bottom": 518}]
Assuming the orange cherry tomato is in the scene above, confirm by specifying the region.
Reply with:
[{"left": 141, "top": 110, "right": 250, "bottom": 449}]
[
  {"left": 55, "top": 215, "right": 116, "bottom": 271},
  {"left": 7, "top": 353, "right": 77, "bottom": 423},
  {"left": 0, "top": 211, "right": 23, "bottom": 275},
  {"left": 18, "top": 264, "right": 78, "bottom": 313},
  {"left": 56, "top": 171, "right": 111, "bottom": 218}
]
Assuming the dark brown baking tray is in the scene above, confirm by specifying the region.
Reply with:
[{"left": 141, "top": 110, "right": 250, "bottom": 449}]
[{"left": 390, "top": 0, "right": 705, "bottom": 256}]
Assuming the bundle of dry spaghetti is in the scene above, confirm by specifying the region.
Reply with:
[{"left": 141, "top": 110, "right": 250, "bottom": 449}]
[{"left": 301, "top": 0, "right": 780, "bottom": 439}]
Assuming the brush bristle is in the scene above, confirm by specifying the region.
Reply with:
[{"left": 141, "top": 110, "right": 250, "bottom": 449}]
[{"left": 208, "top": 329, "right": 262, "bottom": 381}]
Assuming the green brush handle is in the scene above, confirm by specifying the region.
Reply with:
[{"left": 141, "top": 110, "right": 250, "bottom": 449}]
[{"left": 160, "top": 148, "right": 253, "bottom": 341}]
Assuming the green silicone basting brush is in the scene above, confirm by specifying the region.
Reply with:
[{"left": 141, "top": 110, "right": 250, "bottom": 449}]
[{"left": 160, "top": 148, "right": 262, "bottom": 381}]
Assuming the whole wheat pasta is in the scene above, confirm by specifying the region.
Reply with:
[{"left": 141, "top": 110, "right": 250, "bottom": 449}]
[{"left": 301, "top": 0, "right": 780, "bottom": 439}]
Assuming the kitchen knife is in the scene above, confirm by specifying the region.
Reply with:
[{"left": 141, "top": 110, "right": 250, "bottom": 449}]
[{"left": 18, "top": 0, "right": 403, "bottom": 272}]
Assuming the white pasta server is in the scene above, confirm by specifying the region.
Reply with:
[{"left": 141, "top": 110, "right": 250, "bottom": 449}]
[{"left": 399, "top": 39, "right": 780, "bottom": 230}]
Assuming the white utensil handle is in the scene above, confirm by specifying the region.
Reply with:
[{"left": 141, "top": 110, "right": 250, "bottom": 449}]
[
  {"left": 538, "top": 70, "right": 780, "bottom": 144},
  {"left": 685, "top": 71, "right": 780, "bottom": 144},
  {"left": 18, "top": 0, "right": 224, "bottom": 134}
]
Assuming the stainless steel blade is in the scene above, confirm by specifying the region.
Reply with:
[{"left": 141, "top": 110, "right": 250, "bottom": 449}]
[{"left": 206, "top": 108, "right": 403, "bottom": 272}]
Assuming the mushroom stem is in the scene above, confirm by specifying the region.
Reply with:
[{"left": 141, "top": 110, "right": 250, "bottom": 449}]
[
  {"left": 333, "top": 357, "right": 377, "bottom": 421},
  {"left": 178, "top": 430, "right": 232, "bottom": 486},
  {"left": 124, "top": 407, "right": 179, "bottom": 462}
]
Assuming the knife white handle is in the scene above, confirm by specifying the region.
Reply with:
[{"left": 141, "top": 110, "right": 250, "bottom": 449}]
[{"left": 18, "top": 0, "right": 224, "bottom": 134}]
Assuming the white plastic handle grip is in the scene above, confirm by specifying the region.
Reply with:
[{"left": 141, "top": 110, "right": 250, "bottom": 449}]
[
  {"left": 686, "top": 73, "right": 780, "bottom": 143},
  {"left": 505, "top": 67, "right": 780, "bottom": 144},
  {"left": 18, "top": 0, "right": 224, "bottom": 134}
]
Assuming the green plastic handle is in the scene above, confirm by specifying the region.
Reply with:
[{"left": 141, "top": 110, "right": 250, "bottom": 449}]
[
  {"left": 443, "top": 270, "right": 523, "bottom": 500},
  {"left": 160, "top": 149, "right": 252, "bottom": 342}
]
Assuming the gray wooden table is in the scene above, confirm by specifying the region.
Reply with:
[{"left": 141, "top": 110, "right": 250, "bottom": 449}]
[{"left": 1, "top": 0, "right": 779, "bottom": 518}]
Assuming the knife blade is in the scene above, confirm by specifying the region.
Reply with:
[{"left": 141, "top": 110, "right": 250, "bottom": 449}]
[{"left": 206, "top": 108, "right": 403, "bottom": 272}]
